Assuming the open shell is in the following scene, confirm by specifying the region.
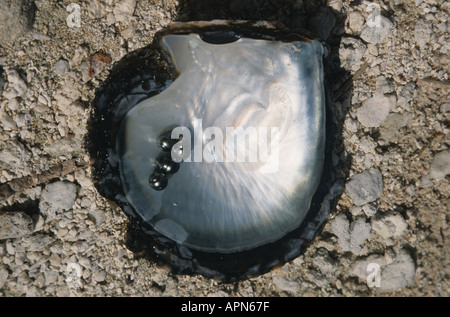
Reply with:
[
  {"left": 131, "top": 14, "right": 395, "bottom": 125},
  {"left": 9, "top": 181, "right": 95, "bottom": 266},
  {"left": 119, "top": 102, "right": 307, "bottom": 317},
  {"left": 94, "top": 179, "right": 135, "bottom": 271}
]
[{"left": 90, "top": 21, "right": 335, "bottom": 280}]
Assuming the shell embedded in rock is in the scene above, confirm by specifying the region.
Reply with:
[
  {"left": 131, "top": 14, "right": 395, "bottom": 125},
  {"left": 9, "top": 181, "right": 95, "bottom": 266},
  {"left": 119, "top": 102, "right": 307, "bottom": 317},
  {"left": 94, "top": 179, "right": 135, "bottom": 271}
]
[{"left": 90, "top": 21, "right": 335, "bottom": 281}]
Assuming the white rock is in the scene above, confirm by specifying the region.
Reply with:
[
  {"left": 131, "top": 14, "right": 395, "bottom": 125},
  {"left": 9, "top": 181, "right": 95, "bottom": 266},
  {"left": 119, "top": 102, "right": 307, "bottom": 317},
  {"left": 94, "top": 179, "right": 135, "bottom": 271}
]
[
  {"left": 0, "top": 113, "right": 16, "bottom": 131},
  {"left": 55, "top": 227, "right": 68, "bottom": 239},
  {"left": 0, "top": 212, "right": 34, "bottom": 239},
  {"left": 339, "top": 37, "right": 367, "bottom": 72},
  {"left": 3, "top": 69, "right": 27, "bottom": 100},
  {"left": 26, "top": 233, "right": 52, "bottom": 251},
  {"left": 371, "top": 212, "right": 408, "bottom": 239},
  {"left": 429, "top": 150, "right": 450, "bottom": 180},
  {"left": 54, "top": 59, "right": 70, "bottom": 75},
  {"left": 7, "top": 98, "right": 19, "bottom": 111},
  {"left": 44, "top": 270, "right": 59, "bottom": 286},
  {"left": 32, "top": 214, "right": 45, "bottom": 232},
  {"left": 113, "top": 0, "right": 136, "bottom": 23},
  {"left": 312, "top": 250, "right": 338, "bottom": 277},
  {"left": 359, "top": 136, "right": 377, "bottom": 153},
  {"left": 0, "top": 141, "right": 31, "bottom": 174},
  {"left": 305, "top": 270, "right": 330, "bottom": 288},
  {"left": 74, "top": 169, "right": 93, "bottom": 188},
  {"left": 351, "top": 253, "right": 384, "bottom": 276},
  {"left": 39, "top": 181, "right": 78, "bottom": 221},
  {"left": 89, "top": 209, "right": 106, "bottom": 227},
  {"left": 87, "top": 0, "right": 107, "bottom": 19},
  {"left": 345, "top": 117, "right": 358, "bottom": 132},
  {"left": 397, "top": 82, "right": 416, "bottom": 106},
  {"left": 414, "top": 20, "right": 433, "bottom": 49},
  {"left": 346, "top": 169, "right": 384, "bottom": 206},
  {"left": 106, "top": 12, "right": 116, "bottom": 26},
  {"left": 55, "top": 284, "right": 70, "bottom": 296},
  {"left": 376, "top": 76, "right": 395, "bottom": 95},
  {"left": 49, "top": 253, "right": 62, "bottom": 267},
  {"left": 78, "top": 256, "right": 92, "bottom": 270},
  {"left": 42, "top": 181, "right": 77, "bottom": 210},
  {"left": 120, "top": 19, "right": 137, "bottom": 40},
  {"left": 43, "top": 138, "right": 82, "bottom": 157},
  {"left": 350, "top": 206, "right": 363, "bottom": 217},
  {"left": 53, "top": 83, "right": 81, "bottom": 114},
  {"left": 356, "top": 93, "right": 396, "bottom": 128},
  {"left": 436, "top": 21, "right": 446, "bottom": 33},
  {"left": 70, "top": 46, "right": 89, "bottom": 67},
  {"left": 347, "top": 11, "right": 364, "bottom": 33},
  {"left": 380, "top": 112, "right": 412, "bottom": 143},
  {"left": 328, "top": 0, "right": 343, "bottom": 11},
  {"left": 350, "top": 249, "right": 415, "bottom": 290},
  {"left": 14, "top": 113, "right": 30, "bottom": 128},
  {"left": 5, "top": 240, "right": 15, "bottom": 254},
  {"left": 360, "top": 15, "right": 393, "bottom": 44},
  {"left": 367, "top": 43, "right": 378, "bottom": 56},
  {"left": 92, "top": 268, "right": 106, "bottom": 283},
  {"left": 272, "top": 275, "right": 301, "bottom": 293},
  {"left": 380, "top": 249, "right": 415, "bottom": 290},
  {"left": 78, "top": 229, "right": 94, "bottom": 241},
  {"left": 420, "top": 176, "right": 433, "bottom": 187},
  {"left": 362, "top": 204, "right": 377, "bottom": 217},
  {"left": 330, "top": 214, "right": 372, "bottom": 255},
  {"left": 349, "top": 217, "right": 372, "bottom": 254}
]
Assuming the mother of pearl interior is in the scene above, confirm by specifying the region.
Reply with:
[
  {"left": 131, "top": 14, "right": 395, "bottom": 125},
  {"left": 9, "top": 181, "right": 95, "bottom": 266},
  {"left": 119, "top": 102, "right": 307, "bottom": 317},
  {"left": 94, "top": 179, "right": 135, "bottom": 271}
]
[{"left": 118, "top": 34, "right": 325, "bottom": 253}]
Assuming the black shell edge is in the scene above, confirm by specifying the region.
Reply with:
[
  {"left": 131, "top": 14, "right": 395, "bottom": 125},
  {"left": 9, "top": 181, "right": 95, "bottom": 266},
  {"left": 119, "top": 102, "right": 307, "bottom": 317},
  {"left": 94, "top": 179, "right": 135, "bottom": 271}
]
[{"left": 154, "top": 20, "right": 320, "bottom": 44}]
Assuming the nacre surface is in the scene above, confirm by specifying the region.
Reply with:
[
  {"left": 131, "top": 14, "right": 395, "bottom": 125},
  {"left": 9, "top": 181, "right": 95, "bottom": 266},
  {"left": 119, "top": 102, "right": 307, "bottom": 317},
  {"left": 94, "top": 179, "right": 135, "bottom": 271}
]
[{"left": 118, "top": 33, "right": 325, "bottom": 253}]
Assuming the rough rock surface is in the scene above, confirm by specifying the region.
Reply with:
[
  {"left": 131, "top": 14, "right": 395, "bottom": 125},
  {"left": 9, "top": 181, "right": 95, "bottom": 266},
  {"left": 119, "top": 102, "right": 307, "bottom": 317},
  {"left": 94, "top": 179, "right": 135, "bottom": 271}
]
[
  {"left": 0, "top": 212, "right": 33, "bottom": 239},
  {"left": 0, "top": 0, "right": 35, "bottom": 42},
  {"left": 2, "top": 69, "right": 28, "bottom": 100},
  {"left": 429, "top": 150, "right": 450, "bottom": 180},
  {"left": 351, "top": 249, "right": 416, "bottom": 290},
  {"left": 331, "top": 214, "right": 372, "bottom": 255},
  {"left": 339, "top": 37, "right": 367, "bottom": 72},
  {"left": 39, "top": 181, "right": 78, "bottom": 221},
  {"left": 0, "top": 0, "right": 448, "bottom": 297},
  {"left": 356, "top": 93, "right": 396, "bottom": 128},
  {"left": 371, "top": 212, "right": 408, "bottom": 239},
  {"left": 360, "top": 15, "right": 393, "bottom": 44},
  {"left": 346, "top": 169, "right": 384, "bottom": 206}
]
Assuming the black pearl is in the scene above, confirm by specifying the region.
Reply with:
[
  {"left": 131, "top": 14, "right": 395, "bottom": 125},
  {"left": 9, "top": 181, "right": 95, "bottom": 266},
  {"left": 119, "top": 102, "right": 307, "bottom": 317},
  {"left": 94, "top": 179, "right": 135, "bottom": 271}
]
[
  {"left": 156, "top": 154, "right": 180, "bottom": 174},
  {"left": 158, "top": 131, "right": 179, "bottom": 152},
  {"left": 149, "top": 172, "right": 168, "bottom": 191},
  {"left": 159, "top": 137, "right": 173, "bottom": 152}
]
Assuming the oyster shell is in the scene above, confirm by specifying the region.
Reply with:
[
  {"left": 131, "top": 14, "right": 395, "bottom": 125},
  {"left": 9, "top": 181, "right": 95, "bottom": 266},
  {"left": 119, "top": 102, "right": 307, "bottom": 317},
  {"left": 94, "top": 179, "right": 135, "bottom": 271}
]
[{"left": 91, "top": 21, "right": 334, "bottom": 280}]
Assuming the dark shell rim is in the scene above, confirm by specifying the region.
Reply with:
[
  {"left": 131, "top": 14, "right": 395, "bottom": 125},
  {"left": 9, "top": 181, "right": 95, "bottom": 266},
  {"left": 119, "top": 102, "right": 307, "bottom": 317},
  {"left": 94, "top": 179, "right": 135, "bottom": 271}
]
[
  {"left": 88, "top": 21, "right": 337, "bottom": 282},
  {"left": 154, "top": 20, "right": 320, "bottom": 43}
]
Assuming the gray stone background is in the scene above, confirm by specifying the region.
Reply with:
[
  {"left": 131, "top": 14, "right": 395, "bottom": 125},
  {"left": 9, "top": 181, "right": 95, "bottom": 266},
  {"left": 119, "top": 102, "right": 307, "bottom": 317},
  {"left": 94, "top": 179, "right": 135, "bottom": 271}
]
[{"left": 0, "top": 0, "right": 448, "bottom": 296}]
